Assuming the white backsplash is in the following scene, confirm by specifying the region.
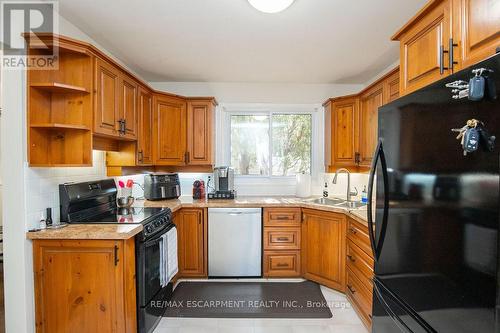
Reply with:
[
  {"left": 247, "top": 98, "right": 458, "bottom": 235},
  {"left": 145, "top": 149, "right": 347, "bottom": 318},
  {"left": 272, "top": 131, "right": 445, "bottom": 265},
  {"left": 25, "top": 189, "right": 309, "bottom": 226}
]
[
  {"left": 24, "top": 153, "right": 371, "bottom": 230},
  {"left": 24, "top": 150, "right": 108, "bottom": 228},
  {"left": 322, "top": 172, "right": 370, "bottom": 201}
]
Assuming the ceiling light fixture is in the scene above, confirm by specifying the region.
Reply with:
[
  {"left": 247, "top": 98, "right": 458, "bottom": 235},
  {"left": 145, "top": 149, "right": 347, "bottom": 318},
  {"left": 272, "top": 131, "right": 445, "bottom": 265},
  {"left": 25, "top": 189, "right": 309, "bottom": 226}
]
[{"left": 248, "top": 0, "right": 295, "bottom": 13}]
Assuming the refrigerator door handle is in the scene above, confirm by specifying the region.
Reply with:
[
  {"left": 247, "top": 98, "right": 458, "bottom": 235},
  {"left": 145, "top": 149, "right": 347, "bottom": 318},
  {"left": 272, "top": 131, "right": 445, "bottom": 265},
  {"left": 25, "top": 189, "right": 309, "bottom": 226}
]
[
  {"left": 368, "top": 141, "right": 390, "bottom": 260},
  {"left": 373, "top": 281, "right": 415, "bottom": 333},
  {"left": 373, "top": 278, "right": 437, "bottom": 333}
]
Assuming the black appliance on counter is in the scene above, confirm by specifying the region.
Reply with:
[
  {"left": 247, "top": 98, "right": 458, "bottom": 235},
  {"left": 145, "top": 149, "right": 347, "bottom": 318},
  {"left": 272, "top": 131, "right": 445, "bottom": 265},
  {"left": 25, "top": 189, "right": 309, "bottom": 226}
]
[
  {"left": 144, "top": 173, "right": 181, "bottom": 200},
  {"left": 368, "top": 53, "right": 500, "bottom": 332},
  {"left": 59, "top": 179, "right": 174, "bottom": 333}
]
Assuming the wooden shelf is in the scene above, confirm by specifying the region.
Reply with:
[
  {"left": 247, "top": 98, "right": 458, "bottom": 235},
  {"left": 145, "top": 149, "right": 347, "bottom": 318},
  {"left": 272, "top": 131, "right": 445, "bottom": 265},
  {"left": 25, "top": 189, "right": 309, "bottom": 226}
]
[
  {"left": 30, "top": 82, "right": 89, "bottom": 94},
  {"left": 30, "top": 123, "right": 91, "bottom": 131},
  {"left": 29, "top": 163, "right": 93, "bottom": 167}
]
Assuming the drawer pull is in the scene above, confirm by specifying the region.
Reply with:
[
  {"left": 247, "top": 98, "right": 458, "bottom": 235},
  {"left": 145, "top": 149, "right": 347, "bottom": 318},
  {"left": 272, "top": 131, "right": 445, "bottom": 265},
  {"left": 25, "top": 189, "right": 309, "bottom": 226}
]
[
  {"left": 275, "top": 216, "right": 290, "bottom": 220},
  {"left": 347, "top": 285, "right": 356, "bottom": 294},
  {"left": 347, "top": 254, "right": 356, "bottom": 262},
  {"left": 276, "top": 263, "right": 289, "bottom": 268},
  {"left": 276, "top": 237, "right": 290, "bottom": 241},
  {"left": 349, "top": 227, "right": 357, "bottom": 234}
]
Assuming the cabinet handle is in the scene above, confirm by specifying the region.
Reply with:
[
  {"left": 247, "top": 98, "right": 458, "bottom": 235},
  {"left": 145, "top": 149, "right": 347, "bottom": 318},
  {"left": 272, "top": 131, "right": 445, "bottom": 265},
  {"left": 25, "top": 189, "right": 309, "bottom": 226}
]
[
  {"left": 349, "top": 227, "right": 357, "bottom": 234},
  {"left": 276, "top": 263, "right": 289, "bottom": 268},
  {"left": 449, "top": 38, "right": 458, "bottom": 71},
  {"left": 355, "top": 152, "right": 360, "bottom": 165},
  {"left": 138, "top": 150, "right": 143, "bottom": 162},
  {"left": 440, "top": 45, "right": 449, "bottom": 75},
  {"left": 114, "top": 245, "right": 119, "bottom": 266},
  {"left": 347, "top": 285, "right": 356, "bottom": 294},
  {"left": 184, "top": 152, "right": 188, "bottom": 164},
  {"left": 276, "top": 237, "right": 290, "bottom": 241},
  {"left": 347, "top": 254, "right": 356, "bottom": 262},
  {"left": 275, "top": 216, "right": 290, "bottom": 220},
  {"left": 186, "top": 151, "right": 190, "bottom": 164}
]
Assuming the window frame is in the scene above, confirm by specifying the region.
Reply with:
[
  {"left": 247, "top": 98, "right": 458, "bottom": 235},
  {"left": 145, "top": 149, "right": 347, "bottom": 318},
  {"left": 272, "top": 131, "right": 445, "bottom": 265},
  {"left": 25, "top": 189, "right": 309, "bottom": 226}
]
[{"left": 217, "top": 104, "right": 323, "bottom": 180}]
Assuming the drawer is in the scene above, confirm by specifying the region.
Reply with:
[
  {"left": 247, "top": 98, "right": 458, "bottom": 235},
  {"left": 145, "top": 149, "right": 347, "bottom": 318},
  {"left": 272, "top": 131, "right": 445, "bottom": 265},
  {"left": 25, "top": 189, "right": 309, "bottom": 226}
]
[
  {"left": 264, "top": 227, "right": 301, "bottom": 250},
  {"left": 347, "top": 218, "right": 373, "bottom": 257},
  {"left": 263, "top": 250, "right": 301, "bottom": 277},
  {"left": 346, "top": 267, "right": 372, "bottom": 325},
  {"left": 264, "top": 208, "right": 301, "bottom": 227},
  {"left": 347, "top": 240, "right": 374, "bottom": 290}
]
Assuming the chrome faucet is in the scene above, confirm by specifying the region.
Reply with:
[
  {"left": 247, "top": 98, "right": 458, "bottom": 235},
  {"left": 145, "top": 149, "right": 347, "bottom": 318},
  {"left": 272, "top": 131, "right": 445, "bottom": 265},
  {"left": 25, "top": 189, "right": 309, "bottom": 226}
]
[{"left": 332, "top": 168, "right": 358, "bottom": 202}]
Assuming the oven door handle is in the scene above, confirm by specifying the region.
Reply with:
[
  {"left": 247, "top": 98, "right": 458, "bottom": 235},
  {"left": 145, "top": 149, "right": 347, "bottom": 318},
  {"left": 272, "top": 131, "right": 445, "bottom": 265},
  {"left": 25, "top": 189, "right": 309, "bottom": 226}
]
[{"left": 142, "top": 224, "right": 176, "bottom": 247}]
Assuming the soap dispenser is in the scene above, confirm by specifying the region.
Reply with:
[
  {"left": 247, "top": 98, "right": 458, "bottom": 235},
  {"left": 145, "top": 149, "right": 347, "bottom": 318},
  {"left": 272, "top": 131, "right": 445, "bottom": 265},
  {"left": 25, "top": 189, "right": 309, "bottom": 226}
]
[{"left": 323, "top": 182, "right": 329, "bottom": 198}]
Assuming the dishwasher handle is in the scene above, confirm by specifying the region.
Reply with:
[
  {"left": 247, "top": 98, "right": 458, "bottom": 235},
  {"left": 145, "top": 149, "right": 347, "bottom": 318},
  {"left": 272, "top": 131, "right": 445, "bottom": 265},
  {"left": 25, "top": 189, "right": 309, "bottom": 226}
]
[{"left": 208, "top": 208, "right": 262, "bottom": 215}]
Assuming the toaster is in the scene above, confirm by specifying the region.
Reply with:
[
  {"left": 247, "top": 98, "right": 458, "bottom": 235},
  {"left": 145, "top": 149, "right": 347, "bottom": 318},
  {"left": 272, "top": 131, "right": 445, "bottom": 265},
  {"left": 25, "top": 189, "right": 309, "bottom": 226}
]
[{"left": 144, "top": 173, "right": 181, "bottom": 200}]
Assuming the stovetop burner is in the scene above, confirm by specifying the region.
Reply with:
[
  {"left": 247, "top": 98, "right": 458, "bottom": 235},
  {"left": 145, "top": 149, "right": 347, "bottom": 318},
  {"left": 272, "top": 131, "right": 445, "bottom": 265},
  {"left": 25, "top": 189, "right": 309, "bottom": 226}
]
[{"left": 79, "top": 207, "right": 167, "bottom": 224}]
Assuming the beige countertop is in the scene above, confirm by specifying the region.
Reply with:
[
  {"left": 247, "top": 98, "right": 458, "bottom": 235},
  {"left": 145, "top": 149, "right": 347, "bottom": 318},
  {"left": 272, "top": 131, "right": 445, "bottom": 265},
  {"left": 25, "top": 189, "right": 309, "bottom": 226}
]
[
  {"left": 26, "top": 196, "right": 369, "bottom": 240},
  {"left": 27, "top": 224, "right": 143, "bottom": 240}
]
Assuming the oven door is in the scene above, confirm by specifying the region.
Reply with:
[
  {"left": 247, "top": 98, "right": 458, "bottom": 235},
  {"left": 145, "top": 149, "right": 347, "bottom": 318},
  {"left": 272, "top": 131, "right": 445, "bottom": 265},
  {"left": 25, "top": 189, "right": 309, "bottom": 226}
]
[{"left": 137, "top": 232, "right": 164, "bottom": 307}]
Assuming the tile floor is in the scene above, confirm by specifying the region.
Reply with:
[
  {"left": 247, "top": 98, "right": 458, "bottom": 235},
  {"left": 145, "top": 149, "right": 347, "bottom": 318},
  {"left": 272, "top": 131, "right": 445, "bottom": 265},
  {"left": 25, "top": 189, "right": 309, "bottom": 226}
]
[{"left": 154, "top": 283, "right": 368, "bottom": 333}]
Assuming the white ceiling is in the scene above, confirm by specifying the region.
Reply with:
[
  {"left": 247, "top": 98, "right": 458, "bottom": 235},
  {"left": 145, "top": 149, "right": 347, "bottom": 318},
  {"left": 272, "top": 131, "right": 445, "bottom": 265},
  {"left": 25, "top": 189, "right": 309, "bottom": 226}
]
[{"left": 57, "top": 0, "right": 428, "bottom": 84}]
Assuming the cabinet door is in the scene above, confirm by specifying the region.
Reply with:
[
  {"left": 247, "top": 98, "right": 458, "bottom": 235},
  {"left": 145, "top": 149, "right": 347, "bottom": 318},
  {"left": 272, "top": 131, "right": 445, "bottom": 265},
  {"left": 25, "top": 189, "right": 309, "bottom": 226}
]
[
  {"left": 302, "top": 209, "right": 346, "bottom": 291},
  {"left": 358, "top": 84, "right": 383, "bottom": 167},
  {"left": 383, "top": 69, "right": 400, "bottom": 104},
  {"left": 398, "top": 0, "right": 452, "bottom": 95},
  {"left": 119, "top": 75, "right": 138, "bottom": 139},
  {"left": 94, "top": 58, "right": 120, "bottom": 137},
  {"left": 460, "top": 0, "right": 500, "bottom": 67},
  {"left": 186, "top": 100, "right": 214, "bottom": 165},
  {"left": 332, "top": 98, "right": 358, "bottom": 167},
  {"left": 137, "top": 86, "right": 153, "bottom": 165},
  {"left": 177, "top": 208, "right": 207, "bottom": 277},
  {"left": 33, "top": 240, "right": 126, "bottom": 333},
  {"left": 153, "top": 95, "right": 187, "bottom": 165}
]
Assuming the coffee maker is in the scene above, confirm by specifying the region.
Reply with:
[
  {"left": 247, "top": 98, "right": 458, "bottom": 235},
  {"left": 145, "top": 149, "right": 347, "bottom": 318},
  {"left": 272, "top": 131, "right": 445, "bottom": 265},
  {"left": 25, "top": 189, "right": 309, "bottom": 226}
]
[{"left": 208, "top": 166, "right": 236, "bottom": 199}]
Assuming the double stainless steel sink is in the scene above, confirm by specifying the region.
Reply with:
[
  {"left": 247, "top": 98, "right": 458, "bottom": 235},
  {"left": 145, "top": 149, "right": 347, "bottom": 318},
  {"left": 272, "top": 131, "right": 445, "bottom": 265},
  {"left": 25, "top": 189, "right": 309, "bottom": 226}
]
[{"left": 306, "top": 197, "right": 367, "bottom": 209}]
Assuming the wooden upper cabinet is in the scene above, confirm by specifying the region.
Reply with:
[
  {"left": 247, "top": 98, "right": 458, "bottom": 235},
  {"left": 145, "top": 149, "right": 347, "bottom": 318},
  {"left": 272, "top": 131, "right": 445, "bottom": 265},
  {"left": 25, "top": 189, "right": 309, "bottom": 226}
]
[
  {"left": 94, "top": 57, "right": 137, "bottom": 139},
  {"left": 302, "top": 209, "right": 346, "bottom": 292},
  {"left": 137, "top": 86, "right": 153, "bottom": 165},
  {"left": 153, "top": 94, "right": 187, "bottom": 165},
  {"left": 119, "top": 75, "right": 138, "bottom": 139},
  {"left": 175, "top": 209, "right": 207, "bottom": 277},
  {"left": 359, "top": 84, "right": 383, "bottom": 167},
  {"left": 323, "top": 68, "right": 398, "bottom": 171},
  {"left": 384, "top": 69, "right": 400, "bottom": 103},
  {"left": 393, "top": 0, "right": 453, "bottom": 95},
  {"left": 460, "top": 0, "right": 500, "bottom": 67},
  {"left": 186, "top": 99, "right": 217, "bottom": 166},
  {"left": 324, "top": 97, "right": 359, "bottom": 171},
  {"left": 94, "top": 57, "right": 120, "bottom": 137}
]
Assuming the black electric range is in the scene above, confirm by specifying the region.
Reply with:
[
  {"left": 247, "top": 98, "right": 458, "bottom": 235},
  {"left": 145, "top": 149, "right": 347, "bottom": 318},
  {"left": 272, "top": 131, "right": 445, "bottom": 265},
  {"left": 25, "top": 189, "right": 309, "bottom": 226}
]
[{"left": 59, "top": 179, "right": 174, "bottom": 333}]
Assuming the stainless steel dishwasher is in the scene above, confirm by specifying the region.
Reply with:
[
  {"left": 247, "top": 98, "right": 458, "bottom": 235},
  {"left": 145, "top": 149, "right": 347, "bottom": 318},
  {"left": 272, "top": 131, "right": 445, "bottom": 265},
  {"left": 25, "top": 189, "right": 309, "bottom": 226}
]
[{"left": 208, "top": 208, "right": 262, "bottom": 277}]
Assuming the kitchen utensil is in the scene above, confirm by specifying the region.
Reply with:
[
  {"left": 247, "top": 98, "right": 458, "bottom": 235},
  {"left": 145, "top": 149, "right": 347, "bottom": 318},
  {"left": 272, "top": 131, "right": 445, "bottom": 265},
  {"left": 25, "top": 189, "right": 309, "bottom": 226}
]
[{"left": 117, "top": 196, "right": 134, "bottom": 208}]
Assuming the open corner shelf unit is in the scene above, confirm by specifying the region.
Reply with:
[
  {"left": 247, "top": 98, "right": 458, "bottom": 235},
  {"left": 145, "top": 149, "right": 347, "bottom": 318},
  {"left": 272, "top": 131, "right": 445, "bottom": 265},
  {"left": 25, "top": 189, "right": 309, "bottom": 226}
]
[{"left": 27, "top": 35, "right": 93, "bottom": 167}]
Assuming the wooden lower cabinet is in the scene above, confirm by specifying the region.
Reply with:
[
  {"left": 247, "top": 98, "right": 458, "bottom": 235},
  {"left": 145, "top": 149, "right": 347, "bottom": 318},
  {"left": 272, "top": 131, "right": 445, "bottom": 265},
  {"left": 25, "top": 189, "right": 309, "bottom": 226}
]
[
  {"left": 346, "top": 217, "right": 375, "bottom": 330},
  {"left": 33, "top": 239, "right": 137, "bottom": 333},
  {"left": 346, "top": 267, "right": 373, "bottom": 329},
  {"left": 263, "top": 250, "right": 301, "bottom": 277},
  {"left": 174, "top": 208, "right": 207, "bottom": 278},
  {"left": 263, "top": 208, "right": 302, "bottom": 278},
  {"left": 301, "top": 209, "right": 346, "bottom": 292}
]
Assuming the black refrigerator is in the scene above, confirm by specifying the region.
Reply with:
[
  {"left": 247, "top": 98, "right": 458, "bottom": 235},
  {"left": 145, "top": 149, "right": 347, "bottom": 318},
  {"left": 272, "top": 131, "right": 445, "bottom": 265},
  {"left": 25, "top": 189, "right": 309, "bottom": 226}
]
[{"left": 368, "top": 53, "right": 500, "bottom": 333}]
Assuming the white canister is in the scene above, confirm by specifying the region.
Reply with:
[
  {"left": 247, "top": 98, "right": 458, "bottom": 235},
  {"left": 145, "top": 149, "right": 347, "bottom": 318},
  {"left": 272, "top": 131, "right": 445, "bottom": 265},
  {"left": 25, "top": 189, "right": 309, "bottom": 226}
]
[{"left": 296, "top": 173, "right": 311, "bottom": 198}]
